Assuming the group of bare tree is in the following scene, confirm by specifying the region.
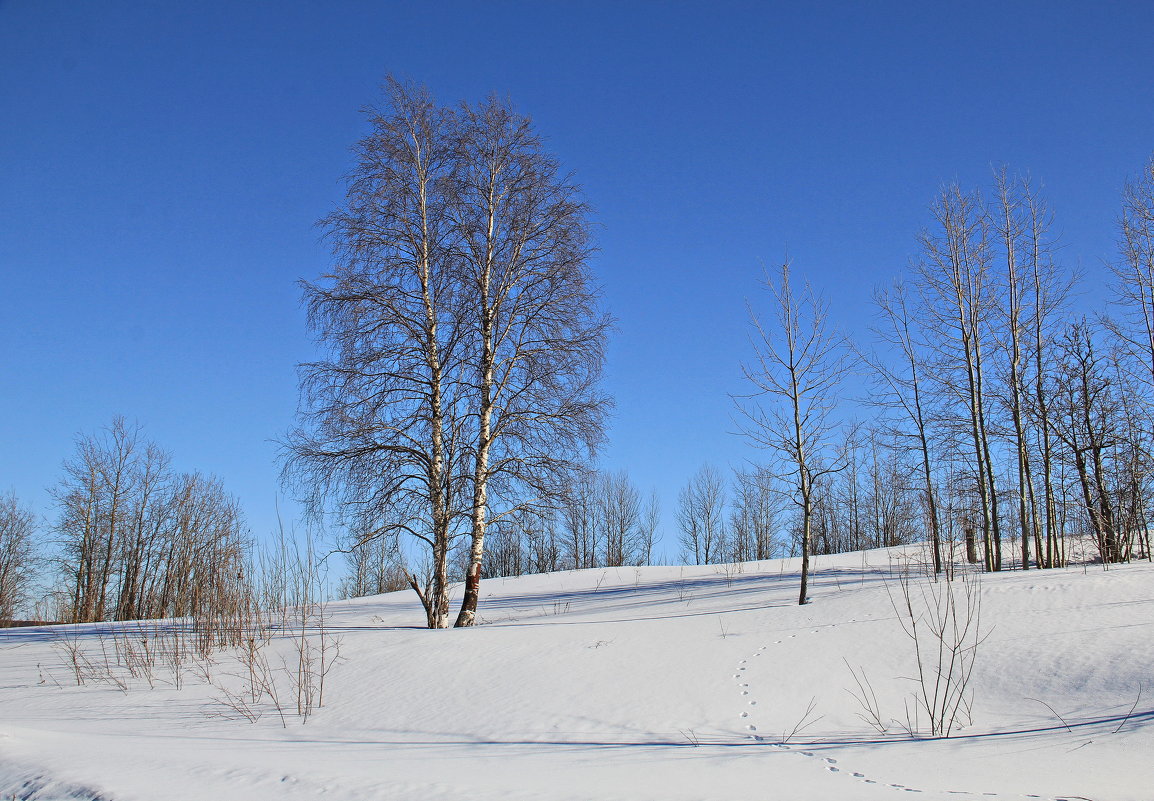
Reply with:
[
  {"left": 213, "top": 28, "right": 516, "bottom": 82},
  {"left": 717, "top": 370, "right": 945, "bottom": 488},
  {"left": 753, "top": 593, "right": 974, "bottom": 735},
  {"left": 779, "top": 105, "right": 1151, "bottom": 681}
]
[
  {"left": 676, "top": 464, "right": 785, "bottom": 566},
  {"left": 284, "top": 79, "right": 610, "bottom": 628},
  {"left": 337, "top": 525, "right": 409, "bottom": 599},
  {"left": 478, "top": 468, "right": 661, "bottom": 578},
  {"left": 0, "top": 492, "right": 38, "bottom": 621},
  {"left": 49, "top": 417, "right": 249, "bottom": 625},
  {"left": 737, "top": 159, "right": 1154, "bottom": 603}
]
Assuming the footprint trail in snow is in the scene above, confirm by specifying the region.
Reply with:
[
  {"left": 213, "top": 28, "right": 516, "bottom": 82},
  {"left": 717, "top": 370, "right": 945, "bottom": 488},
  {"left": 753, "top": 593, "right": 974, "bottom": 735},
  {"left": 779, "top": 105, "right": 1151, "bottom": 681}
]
[{"left": 727, "top": 622, "right": 1081, "bottom": 801}]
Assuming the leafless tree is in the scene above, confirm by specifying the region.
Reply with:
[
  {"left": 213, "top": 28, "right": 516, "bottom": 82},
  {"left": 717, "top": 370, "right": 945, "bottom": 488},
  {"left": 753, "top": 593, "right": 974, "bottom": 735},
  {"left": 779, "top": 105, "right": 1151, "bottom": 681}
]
[
  {"left": 862, "top": 429, "right": 922, "bottom": 550},
  {"left": 677, "top": 464, "right": 728, "bottom": 566},
  {"left": 598, "top": 471, "right": 642, "bottom": 567},
  {"left": 735, "top": 263, "right": 850, "bottom": 603},
  {"left": 915, "top": 186, "right": 1004, "bottom": 572},
  {"left": 638, "top": 490, "right": 661, "bottom": 566},
  {"left": 0, "top": 492, "right": 38, "bottom": 621},
  {"left": 526, "top": 507, "right": 564, "bottom": 573},
  {"left": 992, "top": 169, "right": 1038, "bottom": 571},
  {"left": 284, "top": 81, "right": 609, "bottom": 628},
  {"left": 992, "top": 170, "right": 1072, "bottom": 570},
  {"left": 450, "top": 96, "right": 611, "bottom": 627},
  {"left": 1048, "top": 320, "right": 1127, "bottom": 563},
  {"left": 554, "top": 469, "right": 651, "bottom": 570},
  {"left": 1108, "top": 155, "right": 1154, "bottom": 394},
  {"left": 1018, "top": 180, "right": 1071, "bottom": 569},
  {"left": 51, "top": 418, "right": 249, "bottom": 630},
  {"left": 338, "top": 525, "right": 408, "bottom": 599},
  {"left": 729, "top": 467, "right": 781, "bottom": 562},
  {"left": 284, "top": 79, "right": 469, "bottom": 629},
  {"left": 561, "top": 468, "right": 598, "bottom": 570}
]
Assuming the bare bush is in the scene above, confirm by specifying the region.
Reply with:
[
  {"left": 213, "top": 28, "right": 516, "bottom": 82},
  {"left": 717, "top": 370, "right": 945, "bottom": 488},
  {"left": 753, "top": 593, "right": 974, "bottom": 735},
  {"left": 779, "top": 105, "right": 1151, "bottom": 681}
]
[{"left": 889, "top": 569, "right": 986, "bottom": 737}]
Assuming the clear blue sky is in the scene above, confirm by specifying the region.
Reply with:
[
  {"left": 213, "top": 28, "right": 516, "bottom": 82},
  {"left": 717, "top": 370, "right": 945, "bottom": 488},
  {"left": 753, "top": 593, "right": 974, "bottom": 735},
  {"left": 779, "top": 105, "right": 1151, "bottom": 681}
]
[{"left": 2, "top": 1, "right": 1152, "bottom": 558}]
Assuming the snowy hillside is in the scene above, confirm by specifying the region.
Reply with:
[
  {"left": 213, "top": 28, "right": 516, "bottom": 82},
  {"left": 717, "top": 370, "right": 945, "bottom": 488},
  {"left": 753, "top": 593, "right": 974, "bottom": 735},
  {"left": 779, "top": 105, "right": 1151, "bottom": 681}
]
[{"left": 2, "top": 547, "right": 1152, "bottom": 801}]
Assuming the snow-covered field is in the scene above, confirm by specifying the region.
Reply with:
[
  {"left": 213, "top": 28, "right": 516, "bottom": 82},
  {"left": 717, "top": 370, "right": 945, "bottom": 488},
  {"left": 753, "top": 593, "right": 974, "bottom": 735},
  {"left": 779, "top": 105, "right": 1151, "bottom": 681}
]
[{"left": 2, "top": 547, "right": 1151, "bottom": 801}]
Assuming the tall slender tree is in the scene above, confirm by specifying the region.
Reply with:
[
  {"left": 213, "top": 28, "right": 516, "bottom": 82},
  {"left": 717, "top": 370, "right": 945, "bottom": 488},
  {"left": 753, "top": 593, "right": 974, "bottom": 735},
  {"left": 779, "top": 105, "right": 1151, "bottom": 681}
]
[
  {"left": 285, "top": 80, "right": 468, "bottom": 628},
  {"left": 451, "top": 96, "right": 611, "bottom": 627},
  {"left": 736, "top": 263, "right": 849, "bottom": 604},
  {"left": 916, "top": 186, "right": 1003, "bottom": 571},
  {"left": 1109, "top": 155, "right": 1154, "bottom": 392},
  {"left": 867, "top": 281, "right": 943, "bottom": 572}
]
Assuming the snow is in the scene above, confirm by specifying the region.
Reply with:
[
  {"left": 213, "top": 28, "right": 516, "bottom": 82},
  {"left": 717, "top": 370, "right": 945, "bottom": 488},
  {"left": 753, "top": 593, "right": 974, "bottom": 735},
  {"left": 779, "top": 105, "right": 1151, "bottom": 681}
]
[{"left": 2, "top": 547, "right": 1152, "bottom": 800}]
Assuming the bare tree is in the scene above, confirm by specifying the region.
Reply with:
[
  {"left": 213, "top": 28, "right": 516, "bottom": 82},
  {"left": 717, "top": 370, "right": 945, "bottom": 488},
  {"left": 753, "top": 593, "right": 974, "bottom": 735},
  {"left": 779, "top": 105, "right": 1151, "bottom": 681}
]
[
  {"left": 736, "top": 263, "right": 850, "bottom": 604},
  {"left": 868, "top": 282, "right": 944, "bottom": 571},
  {"left": 1108, "top": 155, "right": 1154, "bottom": 394},
  {"left": 916, "top": 186, "right": 1004, "bottom": 572},
  {"left": 993, "top": 169, "right": 1039, "bottom": 571},
  {"left": 991, "top": 170, "right": 1071, "bottom": 571},
  {"left": 450, "top": 96, "right": 611, "bottom": 627},
  {"left": 286, "top": 83, "right": 610, "bottom": 628},
  {"left": 338, "top": 525, "right": 408, "bottom": 599},
  {"left": 677, "top": 464, "right": 728, "bottom": 565},
  {"left": 599, "top": 471, "right": 642, "bottom": 567},
  {"left": 638, "top": 490, "right": 661, "bottom": 566},
  {"left": 52, "top": 418, "right": 249, "bottom": 628},
  {"left": 284, "top": 79, "right": 469, "bottom": 629},
  {"left": 1049, "top": 320, "right": 1126, "bottom": 563},
  {"left": 1019, "top": 181, "right": 1071, "bottom": 569},
  {"left": 561, "top": 468, "right": 598, "bottom": 570},
  {"left": 0, "top": 492, "right": 37, "bottom": 621},
  {"left": 730, "top": 467, "right": 781, "bottom": 562}
]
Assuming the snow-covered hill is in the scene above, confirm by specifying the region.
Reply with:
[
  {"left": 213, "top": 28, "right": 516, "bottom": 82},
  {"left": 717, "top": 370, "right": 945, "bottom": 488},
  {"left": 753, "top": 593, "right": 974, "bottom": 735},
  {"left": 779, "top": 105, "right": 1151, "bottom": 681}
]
[{"left": 2, "top": 547, "right": 1151, "bottom": 800}]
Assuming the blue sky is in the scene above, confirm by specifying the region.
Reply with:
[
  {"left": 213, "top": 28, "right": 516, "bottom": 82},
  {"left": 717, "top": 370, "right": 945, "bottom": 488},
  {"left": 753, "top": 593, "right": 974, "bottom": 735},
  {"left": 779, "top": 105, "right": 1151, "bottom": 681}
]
[{"left": 2, "top": 1, "right": 1152, "bottom": 557}]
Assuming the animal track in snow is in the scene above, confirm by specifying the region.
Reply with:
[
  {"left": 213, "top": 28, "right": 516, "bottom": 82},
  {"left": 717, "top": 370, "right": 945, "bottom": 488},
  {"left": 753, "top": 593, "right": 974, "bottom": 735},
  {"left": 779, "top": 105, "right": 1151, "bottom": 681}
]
[{"left": 723, "top": 628, "right": 1067, "bottom": 801}]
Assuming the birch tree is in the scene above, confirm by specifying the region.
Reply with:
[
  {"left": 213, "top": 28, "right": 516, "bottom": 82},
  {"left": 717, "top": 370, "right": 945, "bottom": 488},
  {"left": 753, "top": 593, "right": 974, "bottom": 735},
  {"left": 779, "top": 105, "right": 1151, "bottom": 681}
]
[
  {"left": 864, "top": 283, "right": 943, "bottom": 571},
  {"left": 451, "top": 97, "right": 611, "bottom": 627},
  {"left": 287, "top": 82, "right": 609, "bottom": 628},
  {"left": 993, "top": 169, "right": 1038, "bottom": 571},
  {"left": 285, "top": 80, "right": 468, "bottom": 628}
]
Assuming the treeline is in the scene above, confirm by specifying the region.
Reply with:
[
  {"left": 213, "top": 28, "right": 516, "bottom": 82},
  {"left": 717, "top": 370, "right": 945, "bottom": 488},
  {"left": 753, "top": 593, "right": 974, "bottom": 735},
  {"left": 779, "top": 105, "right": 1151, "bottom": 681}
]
[
  {"left": 675, "top": 446, "right": 917, "bottom": 568},
  {"left": 336, "top": 469, "right": 660, "bottom": 590}
]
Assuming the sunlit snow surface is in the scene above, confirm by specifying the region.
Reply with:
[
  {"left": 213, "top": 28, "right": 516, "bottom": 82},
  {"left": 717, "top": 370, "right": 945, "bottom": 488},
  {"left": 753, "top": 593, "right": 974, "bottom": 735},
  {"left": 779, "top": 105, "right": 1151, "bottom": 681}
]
[{"left": 3, "top": 547, "right": 1152, "bottom": 800}]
